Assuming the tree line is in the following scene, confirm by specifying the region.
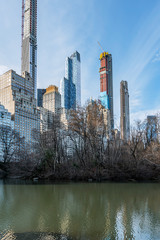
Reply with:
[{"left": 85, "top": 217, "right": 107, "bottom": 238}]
[{"left": 0, "top": 101, "right": 160, "bottom": 181}]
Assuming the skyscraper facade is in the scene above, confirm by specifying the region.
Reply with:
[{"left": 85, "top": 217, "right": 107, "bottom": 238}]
[
  {"left": 37, "top": 89, "right": 46, "bottom": 107},
  {"left": 66, "top": 51, "right": 81, "bottom": 107},
  {"left": 60, "top": 51, "right": 81, "bottom": 110},
  {"left": 0, "top": 104, "right": 14, "bottom": 161},
  {"left": 0, "top": 70, "right": 40, "bottom": 143},
  {"left": 60, "top": 77, "right": 76, "bottom": 110},
  {"left": 43, "top": 85, "right": 61, "bottom": 115},
  {"left": 21, "top": 0, "right": 37, "bottom": 98},
  {"left": 146, "top": 116, "right": 158, "bottom": 142},
  {"left": 99, "top": 52, "right": 114, "bottom": 129},
  {"left": 120, "top": 80, "right": 130, "bottom": 141}
]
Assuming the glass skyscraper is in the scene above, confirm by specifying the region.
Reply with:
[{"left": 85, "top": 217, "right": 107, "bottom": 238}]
[
  {"left": 60, "top": 51, "right": 81, "bottom": 110},
  {"left": 37, "top": 89, "right": 46, "bottom": 107},
  {"left": 21, "top": 0, "right": 37, "bottom": 99},
  {"left": 60, "top": 77, "right": 76, "bottom": 110}
]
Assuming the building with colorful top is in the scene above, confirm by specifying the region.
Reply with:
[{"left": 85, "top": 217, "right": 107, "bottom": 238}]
[{"left": 99, "top": 52, "right": 114, "bottom": 129}]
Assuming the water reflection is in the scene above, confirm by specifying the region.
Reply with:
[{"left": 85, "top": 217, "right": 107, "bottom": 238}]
[
  {"left": 0, "top": 181, "right": 160, "bottom": 240},
  {"left": 0, "top": 231, "right": 73, "bottom": 240}
]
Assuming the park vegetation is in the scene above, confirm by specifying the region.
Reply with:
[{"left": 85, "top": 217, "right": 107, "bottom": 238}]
[{"left": 0, "top": 102, "right": 160, "bottom": 181}]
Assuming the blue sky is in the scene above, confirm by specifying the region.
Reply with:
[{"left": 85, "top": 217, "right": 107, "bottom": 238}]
[{"left": 0, "top": 0, "right": 160, "bottom": 127}]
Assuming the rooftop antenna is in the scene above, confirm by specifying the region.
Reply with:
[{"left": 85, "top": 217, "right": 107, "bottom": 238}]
[{"left": 97, "top": 41, "right": 104, "bottom": 52}]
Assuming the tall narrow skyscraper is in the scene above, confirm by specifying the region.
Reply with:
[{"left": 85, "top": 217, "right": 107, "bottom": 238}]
[
  {"left": 21, "top": 0, "right": 37, "bottom": 98},
  {"left": 60, "top": 51, "right": 81, "bottom": 110},
  {"left": 120, "top": 80, "right": 130, "bottom": 141},
  {"left": 99, "top": 52, "right": 114, "bottom": 129},
  {"left": 67, "top": 51, "right": 81, "bottom": 107}
]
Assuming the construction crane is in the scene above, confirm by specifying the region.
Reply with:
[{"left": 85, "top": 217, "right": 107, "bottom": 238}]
[{"left": 97, "top": 41, "right": 104, "bottom": 52}]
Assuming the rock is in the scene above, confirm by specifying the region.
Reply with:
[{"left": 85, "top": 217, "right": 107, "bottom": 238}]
[
  {"left": 88, "top": 178, "right": 93, "bottom": 182},
  {"left": 129, "top": 179, "right": 136, "bottom": 182},
  {"left": 33, "top": 177, "right": 39, "bottom": 181},
  {"left": 0, "top": 169, "right": 7, "bottom": 179}
]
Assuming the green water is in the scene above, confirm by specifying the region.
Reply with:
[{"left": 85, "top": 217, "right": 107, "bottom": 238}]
[{"left": 0, "top": 181, "right": 160, "bottom": 240}]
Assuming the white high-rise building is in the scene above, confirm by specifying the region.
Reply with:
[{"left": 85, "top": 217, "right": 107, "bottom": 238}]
[{"left": 0, "top": 70, "right": 40, "bottom": 143}]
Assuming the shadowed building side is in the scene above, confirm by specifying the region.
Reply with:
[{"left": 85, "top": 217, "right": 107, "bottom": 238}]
[
  {"left": 37, "top": 89, "right": 46, "bottom": 107},
  {"left": 120, "top": 80, "right": 130, "bottom": 141},
  {"left": 146, "top": 115, "right": 158, "bottom": 143}
]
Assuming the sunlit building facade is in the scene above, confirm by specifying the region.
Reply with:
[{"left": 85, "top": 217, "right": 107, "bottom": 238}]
[
  {"left": 0, "top": 70, "right": 40, "bottom": 143},
  {"left": 37, "top": 85, "right": 61, "bottom": 132},
  {"left": 43, "top": 85, "right": 61, "bottom": 115}
]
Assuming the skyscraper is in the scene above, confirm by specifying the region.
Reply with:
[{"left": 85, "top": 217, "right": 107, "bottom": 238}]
[
  {"left": 99, "top": 52, "right": 114, "bottom": 129},
  {"left": 0, "top": 70, "right": 40, "bottom": 143},
  {"left": 60, "top": 51, "right": 81, "bottom": 110},
  {"left": 21, "top": 0, "right": 37, "bottom": 98},
  {"left": 43, "top": 85, "right": 61, "bottom": 115},
  {"left": 37, "top": 89, "right": 46, "bottom": 107},
  {"left": 60, "top": 77, "right": 76, "bottom": 110},
  {"left": 66, "top": 51, "right": 81, "bottom": 107},
  {"left": 120, "top": 80, "right": 130, "bottom": 141},
  {"left": 146, "top": 116, "right": 158, "bottom": 143},
  {"left": 0, "top": 104, "right": 14, "bottom": 161}
]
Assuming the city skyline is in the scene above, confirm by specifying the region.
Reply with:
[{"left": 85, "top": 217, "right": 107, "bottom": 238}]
[{"left": 0, "top": 0, "right": 160, "bottom": 126}]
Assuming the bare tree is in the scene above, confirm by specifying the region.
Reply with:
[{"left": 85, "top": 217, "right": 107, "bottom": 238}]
[{"left": 0, "top": 125, "right": 24, "bottom": 164}]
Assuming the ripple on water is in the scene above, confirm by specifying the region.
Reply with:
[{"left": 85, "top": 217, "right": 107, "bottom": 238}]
[
  {"left": 0, "top": 232, "right": 74, "bottom": 240},
  {"left": 0, "top": 230, "right": 16, "bottom": 240}
]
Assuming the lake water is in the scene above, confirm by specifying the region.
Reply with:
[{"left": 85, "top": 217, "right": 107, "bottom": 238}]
[{"left": 0, "top": 180, "right": 160, "bottom": 240}]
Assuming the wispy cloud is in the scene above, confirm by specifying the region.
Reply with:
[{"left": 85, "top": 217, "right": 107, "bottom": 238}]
[
  {"left": 130, "top": 90, "right": 141, "bottom": 108},
  {"left": 152, "top": 49, "right": 160, "bottom": 62},
  {"left": 38, "top": 0, "right": 96, "bottom": 92},
  {"left": 131, "top": 107, "right": 160, "bottom": 124},
  {"left": 114, "top": 1, "right": 160, "bottom": 122},
  {"left": 0, "top": 65, "right": 9, "bottom": 75}
]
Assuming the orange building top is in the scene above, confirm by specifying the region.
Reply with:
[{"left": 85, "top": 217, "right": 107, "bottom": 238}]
[
  {"left": 45, "top": 85, "right": 59, "bottom": 94},
  {"left": 100, "top": 52, "right": 109, "bottom": 60}
]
